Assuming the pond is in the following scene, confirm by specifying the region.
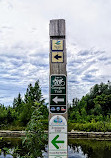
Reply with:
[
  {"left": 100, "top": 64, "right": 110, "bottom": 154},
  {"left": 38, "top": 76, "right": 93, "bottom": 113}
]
[{"left": 0, "top": 138, "right": 111, "bottom": 158}]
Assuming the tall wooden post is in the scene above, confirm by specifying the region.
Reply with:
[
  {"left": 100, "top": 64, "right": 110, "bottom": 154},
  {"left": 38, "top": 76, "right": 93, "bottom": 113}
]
[{"left": 48, "top": 19, "right": 68, "bottom": 158}]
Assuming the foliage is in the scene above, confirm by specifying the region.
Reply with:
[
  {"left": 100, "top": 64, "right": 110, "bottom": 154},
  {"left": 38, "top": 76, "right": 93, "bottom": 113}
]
[
  {"left": 19, "top": 80, "right": 46, "bottom": 125},
  {"left": 0, "top": 80, "right": 111, "bottom": 133},
  {"left": 0, "top": 80, "right": 48, "bottom": 130},
  {"left": 68, "top": 81, "right": 111, "bottom": 124},
  {"left": 0, "top": 80, "right": 48, "bottom": 157},
  {"left": 24, "top": 80, "right": 45, "bottom": 105},
  {"left": 22, "top": 102, "right": 47, "bottom": 158},
  {"left": 68, "top": 121, "right": 111, "bottom": 132},
  {"left": 0, "top": 80, "right": 111, "bottom": 156}
]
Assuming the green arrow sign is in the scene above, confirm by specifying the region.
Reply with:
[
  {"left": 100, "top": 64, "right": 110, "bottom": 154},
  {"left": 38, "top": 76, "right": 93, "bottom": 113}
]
[{"left": 51, "top": 135, "right": 64, "bottom": 149}]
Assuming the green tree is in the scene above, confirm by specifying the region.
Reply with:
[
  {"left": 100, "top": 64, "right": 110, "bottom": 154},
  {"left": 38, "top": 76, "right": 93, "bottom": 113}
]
[
  {"left": 72, "top": 98, "right": 79, "bottom": 107},
  {"left": 94, "top": 94, "right": 111, "bottom": 115},
  {"left": 23, "top": 103, "right": 47, "bottom": 158},
  {"left": 19, "top": 102, "right": 33, "bottom": 125},
  {"left": 6, "top": 109, "right": 13, "bottom": 124},
  {"left": 19, "top": 80, "right": 47, "bottom": 125},
  {"left": 24, "top": 80, "right": 45, "bottom": 105},
  {"left": 69, "top": 81, "right": 111, "bottom": 123},
  {"left": 0, "top": 104, "right": 7, "bottom": 125},
  {"left": 13, "top": 93, "right": 23, "bottom": 114},
  {"left": 81, "top": 107, "right": 87, "bottom": 122}
]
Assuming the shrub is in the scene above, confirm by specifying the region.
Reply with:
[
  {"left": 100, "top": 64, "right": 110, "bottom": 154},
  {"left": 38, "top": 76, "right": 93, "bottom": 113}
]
[{"left": 68, "top": 121, "right": 111, "bottom": 132}]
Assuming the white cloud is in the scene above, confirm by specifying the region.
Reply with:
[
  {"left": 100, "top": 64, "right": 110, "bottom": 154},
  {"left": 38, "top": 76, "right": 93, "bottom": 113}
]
[{"left": 0, "top": 0, "right": 111, "bottom": 105}]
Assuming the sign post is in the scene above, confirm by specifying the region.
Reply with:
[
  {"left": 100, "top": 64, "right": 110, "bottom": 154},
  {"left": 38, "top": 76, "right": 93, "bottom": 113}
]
[{"left": 49, "top": 19, "right": 68, "bottom": 158}]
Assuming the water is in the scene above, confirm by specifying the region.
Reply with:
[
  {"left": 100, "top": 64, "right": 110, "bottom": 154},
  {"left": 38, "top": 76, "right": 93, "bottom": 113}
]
[{"left": 1, "top": 138, "right": 111, "bottom": 158}]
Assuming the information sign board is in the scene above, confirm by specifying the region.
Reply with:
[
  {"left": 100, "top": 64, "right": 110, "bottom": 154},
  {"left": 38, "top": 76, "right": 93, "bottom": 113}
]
[
  {"left": 51, "top": 52, "right": 64, "bottom": 63},
  {"left": 50, "top": 75, "right": 67, "bottom": 114},
  {"left": 51, "top": 75, "right": 66, "bottom": 94},
  {"left": 49, "top": 19, "right": 67, "bottom": 158},
  {"left": 50, "top": 106, "right": 66, "bottom": 113},
  {"left": 49, "top": 115, "right": 67, "bottom": 132},
  {"left": 49, "top": 115, "right": 67, "bottom": 158},
  {"left": 50, "top": 95, "right": 66, "bottom": 105},
  {"left": 51, "top": 40, "right": 64, "bottom": 51}
]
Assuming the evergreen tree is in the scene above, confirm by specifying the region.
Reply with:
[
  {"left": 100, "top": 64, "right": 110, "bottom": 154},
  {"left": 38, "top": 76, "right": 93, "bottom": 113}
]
[
  {"left": 13, "top": 93, "right": 23, "bottom": 111},
  {"left": 19, "top": 80, "right": 46, "bottom": 125},
  {"left": 24, "top": 80, "right": 45, "bottom": 105}
]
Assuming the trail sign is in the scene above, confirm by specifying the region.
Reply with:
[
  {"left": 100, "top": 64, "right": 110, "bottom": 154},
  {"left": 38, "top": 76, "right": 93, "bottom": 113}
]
[
  {"left": 50, "top": 95, "right": 66, "bottom": 105},
  {"left": 51, "top": 135, "right": 64, "bottom": 149},
  {"left": 49, "top": 133, "right": 67, "bottom": 156},
  {"left": 51, "top": 75, "right": 66, "bottom": 94},
  {"left": 50, "top": 106, "right": 66, "bottom": 113},
  {"left": 50, "top": 74, "right": 67, "bottom": 113},
  {"left": 49, "top": 115, "right": 67, "bottom": 132},
  {"left": 49, "top": 19, "right": 68, "bottom": 158},
  {"left": 51, "top": 52, "right": 64, "bottom": 63},
  {"left": 51, "top": 40, "right": 64, "bottom": 51},
  {"left": 49, "top": 115, "right": 67, "bottom": 157}
]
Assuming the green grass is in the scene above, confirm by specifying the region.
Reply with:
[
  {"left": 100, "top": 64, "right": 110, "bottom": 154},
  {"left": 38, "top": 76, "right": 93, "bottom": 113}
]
[
  {"left": 0, "top": 124, "right": 25, "bottom": 131},
  {"left": 68, "top": 121, "right": 111, "bottom": 132},
  {"left": 1, "top": 120, "right": 111, "bottom": 132}
]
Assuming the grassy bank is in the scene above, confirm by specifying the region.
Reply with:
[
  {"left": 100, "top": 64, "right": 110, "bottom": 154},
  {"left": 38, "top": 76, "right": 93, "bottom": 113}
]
[
  {"left": 42, "top": 120, "right": 111, "bottom": 132},
  {"left": 68, "top": 121, "right": 111, "bottom": 132},
  {"left": 0, "top": 124, "right": 26, "bottom": 131},
  {"left": 1, "top": 120, "right": 111, "bottom": 132},
  {"left": 41, "top": 120, "right": 111, "bottom": 132}
]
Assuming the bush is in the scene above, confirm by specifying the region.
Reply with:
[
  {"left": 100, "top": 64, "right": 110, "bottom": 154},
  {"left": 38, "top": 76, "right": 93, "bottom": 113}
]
[
  {"left": 22, "top": 104, "right": 47, "bottom": 158},
  {"left": 68, "top": 121, "right": 111, "bottom": 132},
  {"left": 41, "top": 120, "right": 48, "bottom": 130}
]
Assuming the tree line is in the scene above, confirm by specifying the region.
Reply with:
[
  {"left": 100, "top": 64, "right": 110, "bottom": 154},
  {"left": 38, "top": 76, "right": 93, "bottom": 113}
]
[
  {"left": 0, "top": 80, "right": 111, "bottom": 130},
  {"left": 0, "top": 80, "right": 111, "bottom": 157},
  {"left": 0, "top": 80, "right": 48, "bottom": 129},
  {"left": 68, "top": 80, "right": 111, "bottom": 123}
]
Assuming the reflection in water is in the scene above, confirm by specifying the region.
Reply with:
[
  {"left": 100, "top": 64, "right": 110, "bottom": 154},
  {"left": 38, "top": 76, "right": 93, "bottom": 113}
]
[
  {"left": 69, "top": 139, "right": 111, "bottom": 158},
  {"left": 68, "top": 146, "right": 87, "bottom": 158},
  {"left": 0, "top": 154, "right": 13, "bottom": 158},
  {"left": 1, "top": 138, "right": 111, "bottom": 157},
  {"left": 42, "top": 145, "right": 87, "bottom": 158}
]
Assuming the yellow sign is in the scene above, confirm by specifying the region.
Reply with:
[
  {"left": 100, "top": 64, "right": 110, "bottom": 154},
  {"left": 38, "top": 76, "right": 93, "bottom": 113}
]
[
  {"left": 52, "top": 52, "right": 63, "bottom": 63},
  {"left": 52, "top": 40, "right": 63, "bottom": 50}
]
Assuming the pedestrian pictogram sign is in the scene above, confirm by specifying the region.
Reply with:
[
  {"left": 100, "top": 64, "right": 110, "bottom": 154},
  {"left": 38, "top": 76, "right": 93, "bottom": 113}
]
[{"left": 51, "top": 52, "right": 64, "bottom": 63}]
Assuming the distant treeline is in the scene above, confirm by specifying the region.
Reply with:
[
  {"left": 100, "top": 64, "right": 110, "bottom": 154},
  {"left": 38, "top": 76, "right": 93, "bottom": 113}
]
[
  {"left": 68, "top": 80, "right": 111, "bottom": 122},
  {"left": 0, "top": 80, "right": 48, "bottom": 130},
  {"left": 0, "top": 80, "right": 111, "bottom": 131},
  {"left": 68, "top": 80, "right": 111, "bottom": 132}
]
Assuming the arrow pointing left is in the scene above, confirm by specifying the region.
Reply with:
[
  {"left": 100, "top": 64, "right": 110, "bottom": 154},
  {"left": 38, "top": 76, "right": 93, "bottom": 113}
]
[
  {"left": 53, "top": 96, "right": 64, "bottom": 104},
  {"left": 51, "top": 135, "right": 64, "bottom": 149},
  {"left": 54, "top": 54, "right": 62, "bottom": 60}
]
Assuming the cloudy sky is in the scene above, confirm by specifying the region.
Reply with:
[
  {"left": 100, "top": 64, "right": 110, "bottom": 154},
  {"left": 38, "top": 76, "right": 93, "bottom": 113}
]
[{"left": 0, "top": 0, "right": 111, "bottom": 106}]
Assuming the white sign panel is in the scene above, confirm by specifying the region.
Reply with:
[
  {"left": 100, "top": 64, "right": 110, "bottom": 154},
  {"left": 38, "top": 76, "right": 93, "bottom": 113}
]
[
  {"left": 49, "top": 115, "right": 67, "bottom": 133},
  {"left": 49, "top": 115, "right": 67, "bottom": 158}
]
